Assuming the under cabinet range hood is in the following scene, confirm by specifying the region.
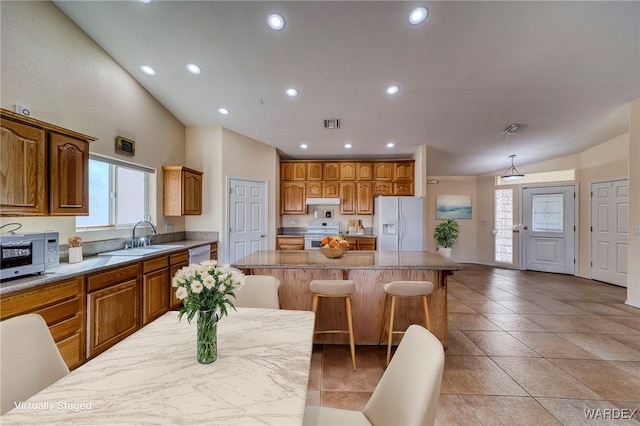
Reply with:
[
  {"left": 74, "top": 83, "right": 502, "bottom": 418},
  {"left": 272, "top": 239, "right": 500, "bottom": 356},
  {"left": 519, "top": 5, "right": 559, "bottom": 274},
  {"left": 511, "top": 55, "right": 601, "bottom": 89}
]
[{"left": 305, "top": 198, "right": 340, "bottom": 205}]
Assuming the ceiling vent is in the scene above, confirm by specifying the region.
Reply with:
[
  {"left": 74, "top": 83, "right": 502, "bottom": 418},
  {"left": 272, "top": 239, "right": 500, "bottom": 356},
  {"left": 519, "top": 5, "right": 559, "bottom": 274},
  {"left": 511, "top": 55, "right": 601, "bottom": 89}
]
[
  {"left": 323, "top": 119, "right": 341, "bottom": 129},
  {"left": 500, "top": 123, "right": 528, "bottom": 134}
]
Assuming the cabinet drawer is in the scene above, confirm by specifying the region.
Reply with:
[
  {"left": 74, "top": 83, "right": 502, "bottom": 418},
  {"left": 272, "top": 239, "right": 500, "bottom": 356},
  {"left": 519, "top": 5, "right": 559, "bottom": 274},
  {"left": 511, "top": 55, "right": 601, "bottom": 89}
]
[
  {"left": 34, "top": 297, "right": 79, "bottom": 325},
  {"left": 142, "top": 255, "right": 169, "bottom": 274},
  {"left": 48, "top": 314, "right": 81, "bottom": 342},
  {"left": 87, "top": 263, "right": 139, "bottom": 293},
  {"left": 56, "top": 332, "right": 82, "bottom": 369},
  {"left": 170, "top": 251, "right": 189, "bottom": 265},
  {"left": 0, "top": 277, "right": 82, "bottom": 320}
]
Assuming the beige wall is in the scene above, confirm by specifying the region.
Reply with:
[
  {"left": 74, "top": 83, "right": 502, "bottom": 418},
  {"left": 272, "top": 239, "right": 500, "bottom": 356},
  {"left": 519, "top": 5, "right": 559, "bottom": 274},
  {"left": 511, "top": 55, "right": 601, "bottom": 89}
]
[
  {"left": 0, "top": 1, "right": 186, "bottom": 244},
  {"left": 185, "top": 127, "right": 278, "bottom": 263}
]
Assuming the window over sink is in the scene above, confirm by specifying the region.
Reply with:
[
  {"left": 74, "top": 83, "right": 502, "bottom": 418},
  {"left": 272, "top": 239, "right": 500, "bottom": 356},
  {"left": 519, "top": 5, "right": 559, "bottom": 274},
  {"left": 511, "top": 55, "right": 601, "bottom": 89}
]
[{"left": 76, "top": 154, "right": 155, "bottom": 230}]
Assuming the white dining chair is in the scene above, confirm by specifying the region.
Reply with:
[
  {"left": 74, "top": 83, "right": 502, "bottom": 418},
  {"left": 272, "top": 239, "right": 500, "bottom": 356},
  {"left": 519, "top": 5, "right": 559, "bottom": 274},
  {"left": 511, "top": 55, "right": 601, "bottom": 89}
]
[
  {"left": 0, "top": 313, "right": 70, "bottom": 415},
  {"left": 233, "top": 275, "right": 281, "bottom": 309},
  {"left": 303, "top": 324, "right": 445, "bottom": 426}
]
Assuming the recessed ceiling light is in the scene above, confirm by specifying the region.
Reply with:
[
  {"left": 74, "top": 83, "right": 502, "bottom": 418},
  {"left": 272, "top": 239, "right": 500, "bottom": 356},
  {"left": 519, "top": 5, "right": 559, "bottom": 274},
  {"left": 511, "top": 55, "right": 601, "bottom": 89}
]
[
  {"left": 286, "top": 88, "right": 299, "bottom": 97},
  {"left": 300, "top": 144, "right": 308, "bottom": 149},
  {"left": 218, "top": 107, "right": 230, "bottom": 115},
  {"left": 186, "top": 64, "right": 202, "bottom": 75},
  {"left": 386, "top": 142, "right": 395, "bottom": 148},
  {"left": 344, "top": 143, "right": 353, "bottom": 149},
  {"left": 139, "top": 0, "right": 152, "bottom": 4},
  {"left": 409, "top": 7, "right": 428, "bottom": 25},
  {"left": 386, "top": 85, "right": 400, "bottom": 95},
  {"left": 267, "top": 13, "right": 285, "bottom": 31},
  {"left": 140, "top": 65, "right": 157, "bottom": 76}
]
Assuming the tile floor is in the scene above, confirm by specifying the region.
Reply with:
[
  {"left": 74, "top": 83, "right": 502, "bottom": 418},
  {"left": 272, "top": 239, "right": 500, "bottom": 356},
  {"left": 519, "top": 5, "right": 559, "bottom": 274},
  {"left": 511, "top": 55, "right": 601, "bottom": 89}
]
[{"left": 305, "top": 264, "right": 640, "bottom": 425}]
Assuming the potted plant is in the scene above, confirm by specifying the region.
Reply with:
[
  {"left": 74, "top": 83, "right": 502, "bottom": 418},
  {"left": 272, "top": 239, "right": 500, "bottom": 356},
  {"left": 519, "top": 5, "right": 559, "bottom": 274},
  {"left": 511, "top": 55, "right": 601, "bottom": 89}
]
[{"left": 434, "top": 219, "right": 460, "bottom": 257}]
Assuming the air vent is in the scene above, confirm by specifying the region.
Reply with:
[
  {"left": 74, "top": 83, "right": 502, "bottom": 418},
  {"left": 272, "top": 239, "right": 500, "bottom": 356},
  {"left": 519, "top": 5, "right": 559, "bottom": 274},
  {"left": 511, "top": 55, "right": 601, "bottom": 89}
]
[
  {"left": 500, "top": 123, "right": 528, "bottom": 134},
  {"left": 323, "top": 119, "right": 341, "bottom": 129}
]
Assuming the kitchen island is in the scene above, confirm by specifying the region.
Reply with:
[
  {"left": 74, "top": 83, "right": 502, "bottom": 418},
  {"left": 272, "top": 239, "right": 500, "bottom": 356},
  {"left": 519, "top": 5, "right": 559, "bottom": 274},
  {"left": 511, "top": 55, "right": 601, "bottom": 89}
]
[{"left": 232, "top": 250, "right": 464, "bottom": 347}]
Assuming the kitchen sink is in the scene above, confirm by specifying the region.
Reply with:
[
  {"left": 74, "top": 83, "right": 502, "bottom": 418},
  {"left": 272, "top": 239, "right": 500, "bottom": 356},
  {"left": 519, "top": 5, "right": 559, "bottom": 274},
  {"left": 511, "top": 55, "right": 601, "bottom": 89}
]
[{"left": 98, "top": 244, "right": 183, "bottom": 257}]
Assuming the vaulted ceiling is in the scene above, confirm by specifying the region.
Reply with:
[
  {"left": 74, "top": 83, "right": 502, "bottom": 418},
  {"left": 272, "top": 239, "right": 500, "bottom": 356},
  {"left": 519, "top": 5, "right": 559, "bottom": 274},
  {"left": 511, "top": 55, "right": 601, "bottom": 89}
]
[{"left": 54, "top": 1, "right": 639, "bottom": 176}]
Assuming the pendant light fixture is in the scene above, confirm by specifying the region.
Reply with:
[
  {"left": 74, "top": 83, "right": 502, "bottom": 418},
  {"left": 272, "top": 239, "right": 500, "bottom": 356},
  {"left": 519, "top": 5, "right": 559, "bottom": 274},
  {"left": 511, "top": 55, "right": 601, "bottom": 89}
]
[{"left": 501, "top": 155, "right": 524, "bottom": 182}]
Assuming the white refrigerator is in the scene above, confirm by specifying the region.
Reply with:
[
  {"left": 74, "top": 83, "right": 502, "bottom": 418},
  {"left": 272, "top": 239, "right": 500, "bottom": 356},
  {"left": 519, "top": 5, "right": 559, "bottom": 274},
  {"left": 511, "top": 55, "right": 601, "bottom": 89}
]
[{"left": 373, "top": 196, "right": 425, "bottom": 251}]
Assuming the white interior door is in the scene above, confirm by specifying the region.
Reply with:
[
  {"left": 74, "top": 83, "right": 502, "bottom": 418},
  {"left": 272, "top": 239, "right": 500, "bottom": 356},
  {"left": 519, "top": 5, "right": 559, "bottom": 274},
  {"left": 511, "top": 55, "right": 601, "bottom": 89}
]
[
  {"left": 521, "top": 185, "right": 576, "bottom": 274},
  {"left": 227, "top": 178, "right": 267, "bottom": 264},
  {"left": 591, "top": 179, "right": 628, "bottom": 287}
]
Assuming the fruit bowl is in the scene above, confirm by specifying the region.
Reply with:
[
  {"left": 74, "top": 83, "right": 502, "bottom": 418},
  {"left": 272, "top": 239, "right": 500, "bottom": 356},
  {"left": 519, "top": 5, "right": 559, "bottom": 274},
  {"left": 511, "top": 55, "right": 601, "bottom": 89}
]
[{"left": 320, "top": 246, "right": 348, "bottom": 259}]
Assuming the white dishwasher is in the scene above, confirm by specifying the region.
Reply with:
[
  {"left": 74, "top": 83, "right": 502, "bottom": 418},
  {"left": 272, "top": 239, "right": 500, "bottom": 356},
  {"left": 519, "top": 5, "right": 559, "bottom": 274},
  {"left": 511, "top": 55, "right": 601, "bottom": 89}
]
[{"left": 188, "top": 244, "right": 211, "bottom": 264}]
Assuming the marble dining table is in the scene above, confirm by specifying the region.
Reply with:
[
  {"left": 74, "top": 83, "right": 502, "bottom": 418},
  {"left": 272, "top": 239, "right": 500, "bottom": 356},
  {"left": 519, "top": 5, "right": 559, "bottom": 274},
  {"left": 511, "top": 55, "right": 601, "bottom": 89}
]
[{"left": 1, "top": 308, "right": 316, "bottom": 425}]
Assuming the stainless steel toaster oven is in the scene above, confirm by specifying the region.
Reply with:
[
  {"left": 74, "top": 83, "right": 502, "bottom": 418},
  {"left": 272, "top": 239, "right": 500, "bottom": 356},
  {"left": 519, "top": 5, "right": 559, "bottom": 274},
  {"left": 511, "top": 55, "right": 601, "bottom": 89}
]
[{"left": 0, "top": 232, "right": 59, "bottom": 280}]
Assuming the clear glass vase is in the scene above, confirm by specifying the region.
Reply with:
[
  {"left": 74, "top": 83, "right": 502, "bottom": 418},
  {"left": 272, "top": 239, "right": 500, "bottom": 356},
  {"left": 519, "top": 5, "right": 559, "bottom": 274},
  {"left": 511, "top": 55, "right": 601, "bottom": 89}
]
[{"left": 197, "top": 309, "right": 218, "bottom": 364}]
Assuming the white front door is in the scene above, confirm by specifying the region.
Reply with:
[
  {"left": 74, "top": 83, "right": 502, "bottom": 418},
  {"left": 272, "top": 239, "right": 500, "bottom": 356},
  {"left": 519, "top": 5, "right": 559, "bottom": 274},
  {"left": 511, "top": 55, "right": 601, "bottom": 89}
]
[
  {"left": 227, "top": 178, "right": 268, "bottom": 264},
  {"left": 521, "top": 185, "right": 576, "bottom": 274},
  {"left": 591, "top": 179, "right": 628, "bottom": 287}
]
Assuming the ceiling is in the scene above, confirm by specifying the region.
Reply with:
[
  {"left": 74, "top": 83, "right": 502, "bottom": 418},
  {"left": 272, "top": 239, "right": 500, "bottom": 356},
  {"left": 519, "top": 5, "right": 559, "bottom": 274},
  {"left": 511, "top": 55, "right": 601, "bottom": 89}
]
[{"left": 53, "top": 1, "right": 639, "bottom": 176}]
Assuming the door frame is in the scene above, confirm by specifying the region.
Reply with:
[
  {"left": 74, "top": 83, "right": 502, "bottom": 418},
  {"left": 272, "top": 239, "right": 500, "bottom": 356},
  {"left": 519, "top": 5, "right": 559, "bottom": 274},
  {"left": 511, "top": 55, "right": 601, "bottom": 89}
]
[
  {"left": 519, "top": 183, "right": 579, "bottom": 275},
  {"left": 225, "top": 176, "right": 269, "bottom": 264},
  {"left": 589, "top": 177, "right": 629, "bottom": 285}
]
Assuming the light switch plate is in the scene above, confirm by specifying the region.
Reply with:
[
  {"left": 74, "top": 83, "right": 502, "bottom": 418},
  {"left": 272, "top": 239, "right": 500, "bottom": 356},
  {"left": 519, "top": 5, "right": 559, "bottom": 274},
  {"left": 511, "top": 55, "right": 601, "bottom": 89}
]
[{"left": 635, "top": 226, "right": 640, "bottom": 235}]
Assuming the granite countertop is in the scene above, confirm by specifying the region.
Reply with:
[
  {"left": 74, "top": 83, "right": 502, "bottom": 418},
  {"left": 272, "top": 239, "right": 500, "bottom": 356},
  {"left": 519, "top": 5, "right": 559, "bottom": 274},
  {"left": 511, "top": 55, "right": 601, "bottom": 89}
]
[
  {"left": 232, "top": 250, "right": 464, "bottom": 270},
  {"left": 0, "top": 240, "right": 216, "bottom": 296}
]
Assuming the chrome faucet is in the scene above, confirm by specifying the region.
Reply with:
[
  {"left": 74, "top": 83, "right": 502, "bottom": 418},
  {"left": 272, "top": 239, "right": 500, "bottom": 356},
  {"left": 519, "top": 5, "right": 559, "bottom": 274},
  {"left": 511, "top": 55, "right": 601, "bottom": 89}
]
[{"left": 131, "top": 221, "right": 157, "bottom": 248}]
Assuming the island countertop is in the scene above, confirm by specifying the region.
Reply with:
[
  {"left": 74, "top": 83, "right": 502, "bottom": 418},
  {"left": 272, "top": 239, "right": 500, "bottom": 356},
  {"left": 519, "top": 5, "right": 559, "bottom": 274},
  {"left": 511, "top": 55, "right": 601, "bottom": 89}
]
[{"left": 232, "top": 250, "right": 464, "bottom": 271}]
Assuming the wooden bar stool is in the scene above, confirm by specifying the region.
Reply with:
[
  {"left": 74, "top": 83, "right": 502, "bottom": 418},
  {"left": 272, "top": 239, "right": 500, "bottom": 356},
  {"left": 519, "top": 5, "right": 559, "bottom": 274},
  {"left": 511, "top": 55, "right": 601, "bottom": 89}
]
[
  {"left": 310, "top": 279, "right": 357, "bottom": 371},
  {"left": 378, "top": 280, "right": 433, "bottom": 365}
]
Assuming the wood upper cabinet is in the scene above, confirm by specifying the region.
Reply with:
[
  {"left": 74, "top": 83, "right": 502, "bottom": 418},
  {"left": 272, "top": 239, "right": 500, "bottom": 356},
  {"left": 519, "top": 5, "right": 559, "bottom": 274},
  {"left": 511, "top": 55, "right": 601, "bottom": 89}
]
[
  {"left": 306, "top": 181, "right": 323, "bottom": 198},
  {"left": 0, "top": 277, "right": 85, "bottom": 370},
  {"left": 340, "top": 182, "right": 356, "bottom": 215},
  {"left": 281, "top": 162, "right": 306, "bottom": 181},
  {"left": 394, "top": 161, "right": 414, "bottom": 181},
  {"left": 374, "top": 181, "right": 393, "bottom": 196},
  {"left": 307, "top": 162, "right": 323, "bottom": 181},
  {"left": 356, "top": 182, "right": 373, "bottom": 214},
  {"left": 356, "top": 162, "right": 373, "bottom": 181},
  {"left": 86, "top": 263, "right": 140, "bottom": 359},
  {"left": 49, "top": 132, "right": 89, "bottom": 215},
  {"left": 0, "top": 118, "right": 46, "bottom": 215},
  {"left": 163, "top": 166, "right": 203, "bottom": 216},
  {"left": 323, "top": 162, "right": 340, "bottom": 181},
  {"left": 323, "top": 182, "right": 339, "bottom": 198},
  {"left": 1, "top": 109, "right": 95, "bottom": 217},
  {"left": 373, "top": 162, "right": 393, "bottom": 181},
  {"left": 340, "top": 162, "right": 356, "bottom": 181},
  {"left": 281, "top": 182, "right": 306, "bottom": 214},
  {"left": 394, "top": 182, "right": 415, "bottom": 196}
]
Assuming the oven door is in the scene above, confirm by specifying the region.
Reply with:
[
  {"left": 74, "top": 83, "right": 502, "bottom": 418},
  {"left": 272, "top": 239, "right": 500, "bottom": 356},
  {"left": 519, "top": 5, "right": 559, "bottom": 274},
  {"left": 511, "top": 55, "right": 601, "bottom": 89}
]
[{"left": 304, "top": 235, "right": 324, "bottom": 250}]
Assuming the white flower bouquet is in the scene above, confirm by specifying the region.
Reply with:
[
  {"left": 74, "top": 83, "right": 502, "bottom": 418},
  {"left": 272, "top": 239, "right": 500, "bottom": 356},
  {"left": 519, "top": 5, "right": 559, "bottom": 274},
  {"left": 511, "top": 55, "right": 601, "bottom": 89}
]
[{"left": 172, "top": 260, "right": 245, "bottom": 323}]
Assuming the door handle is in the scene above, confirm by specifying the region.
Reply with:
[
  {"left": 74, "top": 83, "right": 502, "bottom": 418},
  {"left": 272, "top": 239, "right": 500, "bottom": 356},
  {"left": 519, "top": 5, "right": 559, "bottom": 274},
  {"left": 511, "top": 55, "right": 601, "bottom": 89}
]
[
  {"left": 523, "top": 225, "right": 528, "bottom": 230},
  {"left": 260, "top": 234, "right": 266, "bottom": 238}
]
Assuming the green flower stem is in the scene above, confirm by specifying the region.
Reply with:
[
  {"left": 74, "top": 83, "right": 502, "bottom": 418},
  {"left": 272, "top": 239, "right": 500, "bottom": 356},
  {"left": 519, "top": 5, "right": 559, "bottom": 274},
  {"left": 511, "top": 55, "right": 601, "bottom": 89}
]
[{"left": 197, "top": 309, "right": 218, "bottom": 364}]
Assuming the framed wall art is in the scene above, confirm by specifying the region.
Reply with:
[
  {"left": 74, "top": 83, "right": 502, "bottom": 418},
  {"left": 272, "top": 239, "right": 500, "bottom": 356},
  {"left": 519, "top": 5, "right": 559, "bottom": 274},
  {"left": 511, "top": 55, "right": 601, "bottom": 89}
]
[
  {"left": 436, "top": 194, "right": 472, "bottom": 220},
  {"left": 115, "top": 136, "right": 135, "bottom": 156}
]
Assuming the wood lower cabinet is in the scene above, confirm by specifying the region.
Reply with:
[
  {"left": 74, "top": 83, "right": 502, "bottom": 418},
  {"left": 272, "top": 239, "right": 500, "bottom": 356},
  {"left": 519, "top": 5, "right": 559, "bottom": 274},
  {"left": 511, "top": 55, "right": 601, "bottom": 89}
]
[
  {"left": 163, "top": 166, "right": 203, "bottom": 216},
  {"left": 169, "top": 250, "right": 189, "bottom": 311},
  {"left": 344, "top": 236, "right": 376, "bottom": 251},
  {"left": 86, "top": 263, "right": 140, "bottom": 359},
  {"left": 0, "top": 277, "right": 85, "bottom": 369},
  {"left": 142, "top": 256, "right": 170, "bottom": 325},
  {"left": 281, "top": 182, "right": 306, "bottom": 214},
  {"left": 276, "top": 236, "right": 304, "bottom": 250},
  {"left": 210, "top": 242, "right": 218, "bottom": 261}
]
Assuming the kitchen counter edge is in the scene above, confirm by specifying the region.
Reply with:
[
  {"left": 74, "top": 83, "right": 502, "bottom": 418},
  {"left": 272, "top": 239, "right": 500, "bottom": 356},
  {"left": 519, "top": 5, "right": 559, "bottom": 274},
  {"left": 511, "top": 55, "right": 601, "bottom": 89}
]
[{"left": 0, "top": 240, "right": 216, "bottom": 296}]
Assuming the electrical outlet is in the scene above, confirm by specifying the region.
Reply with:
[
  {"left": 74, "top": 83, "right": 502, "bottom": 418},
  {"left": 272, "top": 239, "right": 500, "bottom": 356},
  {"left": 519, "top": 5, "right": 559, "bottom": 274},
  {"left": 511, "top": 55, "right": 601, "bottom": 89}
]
[
  {"left": 165, "top": 224, "right": 174, "bottom": 231},
  {"left": 635, "top": 226, "right": 640, "bottom": 235},
  {"left": 14, "top": 104, "right": 31, "bottom": 116}
]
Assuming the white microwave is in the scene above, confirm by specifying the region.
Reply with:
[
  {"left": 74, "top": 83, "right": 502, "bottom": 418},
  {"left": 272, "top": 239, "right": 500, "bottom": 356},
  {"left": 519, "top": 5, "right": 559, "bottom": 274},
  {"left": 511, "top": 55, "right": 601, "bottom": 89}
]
[{"left": 0, "top": 232, "right": 59, "bottom": 281}]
